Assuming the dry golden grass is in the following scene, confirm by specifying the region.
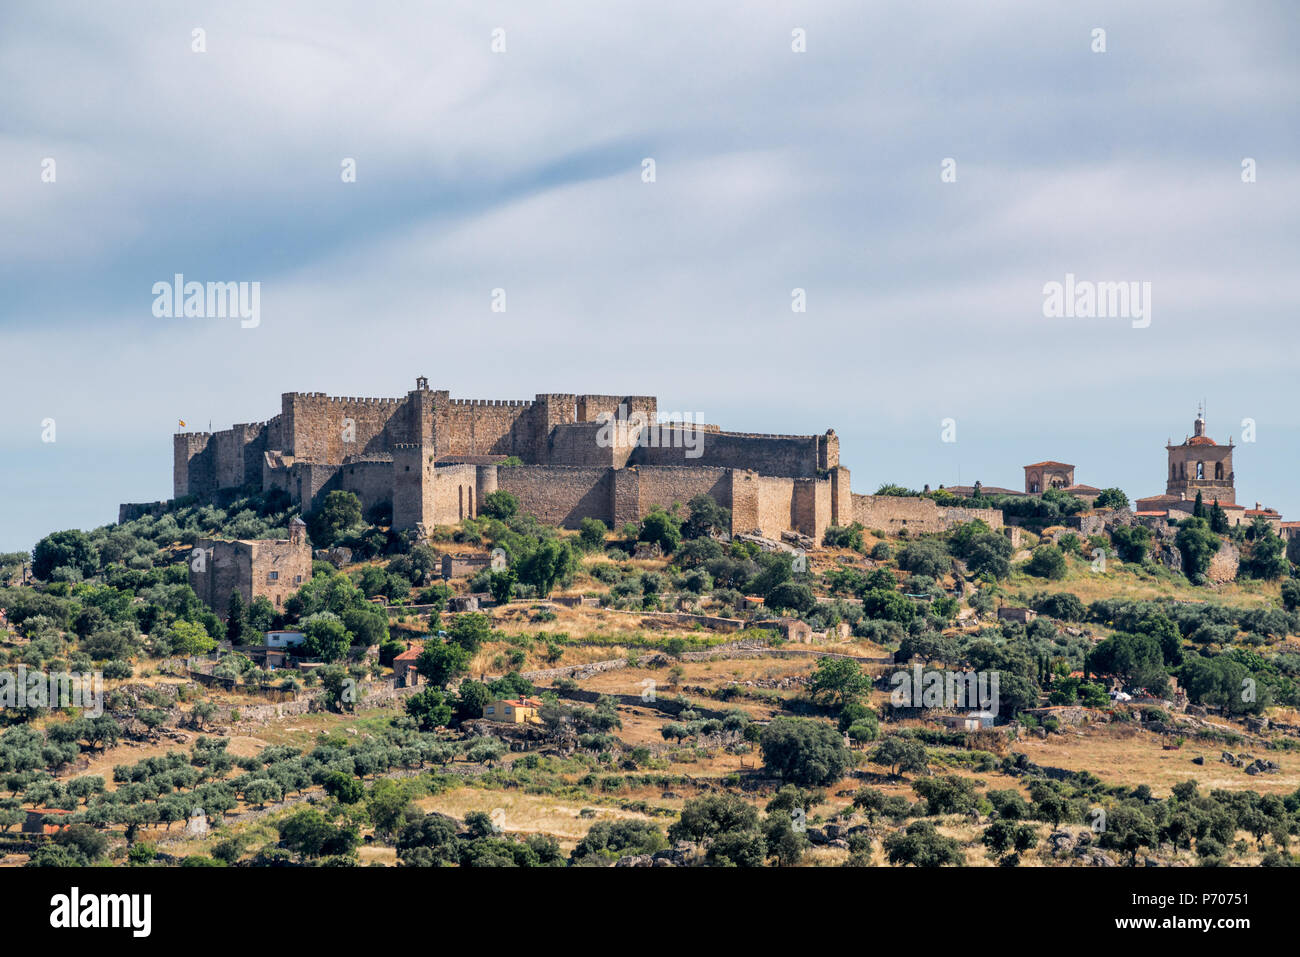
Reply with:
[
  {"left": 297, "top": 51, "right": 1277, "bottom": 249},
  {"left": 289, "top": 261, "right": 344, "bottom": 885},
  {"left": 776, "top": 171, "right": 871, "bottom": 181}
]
[
  {"left": 1006, "top": 555, "right": 1280, "bottom": 608},
  {"left": 358, "top": 844, "right": 398, "bottom": 866},
  {"left": 414, "top": 787, "right": 656, "bottom": 847},
  {"left": 1011, "top": 722, "right": 1300, "bottom": 797}
]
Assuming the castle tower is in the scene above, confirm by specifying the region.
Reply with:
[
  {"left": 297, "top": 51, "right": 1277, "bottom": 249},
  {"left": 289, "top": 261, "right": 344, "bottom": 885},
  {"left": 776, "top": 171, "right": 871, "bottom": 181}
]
[
  {"left": 405, "top": 379, "right": 445, "bottom": 456},
  {"left": 1165, "top": 407, "right": 1235, "bottom": 504},
  {"left": 392, "top": 443, "right": 431, "bottom": 531}
]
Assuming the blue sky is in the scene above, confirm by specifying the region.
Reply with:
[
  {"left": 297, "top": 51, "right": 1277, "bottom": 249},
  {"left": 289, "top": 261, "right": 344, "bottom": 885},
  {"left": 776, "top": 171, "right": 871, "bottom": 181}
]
[{"left": 2, "top": 1, "right": 1298, "bottom": 552}]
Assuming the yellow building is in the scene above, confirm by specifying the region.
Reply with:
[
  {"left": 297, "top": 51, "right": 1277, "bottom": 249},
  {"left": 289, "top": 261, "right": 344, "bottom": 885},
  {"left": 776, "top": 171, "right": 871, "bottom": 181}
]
[{"left": 483, "top": 696, "right": 544, "bottom": 724}]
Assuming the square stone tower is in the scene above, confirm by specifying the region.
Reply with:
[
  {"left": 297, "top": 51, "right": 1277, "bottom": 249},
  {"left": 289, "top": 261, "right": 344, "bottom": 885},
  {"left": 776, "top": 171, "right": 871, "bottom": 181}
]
[
  {"left": 1024, "top": 461, "right": 1075, "bottom": 494},
  {"left": 1165, "top": 409, "right": 1235, "bottom": 505}
]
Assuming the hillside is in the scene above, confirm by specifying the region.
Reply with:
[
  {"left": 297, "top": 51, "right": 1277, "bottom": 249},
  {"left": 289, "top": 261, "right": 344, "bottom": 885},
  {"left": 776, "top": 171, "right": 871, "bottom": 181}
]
[{"left": 2, "top": 487, "right": 1299, "bottom": 869}]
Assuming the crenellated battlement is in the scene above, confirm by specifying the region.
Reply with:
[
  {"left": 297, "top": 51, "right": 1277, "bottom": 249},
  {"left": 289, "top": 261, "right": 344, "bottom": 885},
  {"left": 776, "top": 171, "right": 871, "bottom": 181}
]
[
  {"left": 447, "top": 398, "right": 532, "bottom": 408},
  {"left": 323, "top": 396, "right": 402, "bottom": 405},
  {"left": 282, "top": 392, "right": 401, "bottom": 404}
]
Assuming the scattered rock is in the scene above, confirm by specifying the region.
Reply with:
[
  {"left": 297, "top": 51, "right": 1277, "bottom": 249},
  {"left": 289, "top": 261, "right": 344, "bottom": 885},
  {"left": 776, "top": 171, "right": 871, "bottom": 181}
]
[
  {"left": 652, "top": 841, "right": 699, "bottom": 866},
  {"left": 1078, "top": 849, "right": 1117, "bottom": 867},
  {"left": 1244, "top": 758, "right": 1280, "bottom": 775},
  {"left": 1048, "top": 831, "right": 1076, "bottom": 856}
]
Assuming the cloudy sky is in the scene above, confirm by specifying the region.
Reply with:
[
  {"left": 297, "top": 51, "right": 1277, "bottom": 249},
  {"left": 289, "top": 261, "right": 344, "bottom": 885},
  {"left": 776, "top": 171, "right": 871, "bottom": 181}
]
[{"left": 1, "top": 1, "right": 1297, "bottom": 552}]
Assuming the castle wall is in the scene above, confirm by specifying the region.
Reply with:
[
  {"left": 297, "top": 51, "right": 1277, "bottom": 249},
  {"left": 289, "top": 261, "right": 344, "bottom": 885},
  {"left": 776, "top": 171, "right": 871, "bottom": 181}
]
[
  {"left": 341, "top": 460, "right": 396, "bottom": 517},
  {"left": 793, "top": 478, "right": 832, "bottom": 541},
  {"left": 176, "top": 420, "right": 276, "bottom": 497},
  {"left": 497, "top": 466, "right": 614, "bottom": 528},
  {"left": 628, "top": 429, "right": 825, "bottom": 477},
  {"left": 544, "top": 422, "right": 619, "bottom": 467},
  {"left": 818, "top": 431, "right": 840, "bottom": 470},
  {"left": 753, "top": 475, "right": 797, "bottom": 537},
  {"left": 431, "top": 464, "right": 480, "bottom": 524},
  {"left": 282, "top": 393, "right": 410, "bottom": 463},
  {"left": 214, "top": 425, "right": 256, "bottom": 490},
  {"left": 575, "top": 394, "right": 658, "bottom": 423},
  {"left": 941, "top": 505, "right": 1005, "bottom": 530},
  {"left": 854, "top": 494, "right": 938, "bottom": 532},
  {"left": 290, "top": 462, "right": 342, "bottom": 513},
  {"left": 174, "top": 433, "right": 216, "bottom": 498},
  {"left": 392, "top": 445, "right": 429, "bottom": 531},
  {"left": 437, "top": 399, "right": 538, "bottom": 459},
  {"left": 239, "top": 423, "right": 270, "bottom": 487},
  {"left": 852, "top": 494, "right": 1004, "bottom": 534},
  {"left": 730, "top": 471, "right": 761, "bottom": 535},
  {"left": 119, "top": 502, "right": 169, "bottom": 524},
  {"left": 262, "top": 453, "right": 291, "bottom": 497},
  {"left": 612, "top": 468, "right": 641, "bottom": 528},
  {"left": 830, "top": 466, "right": 852, "bottom": 527},
  {"left": 634, "top": 467, "right": 732, "bottom": 520},
  {"left": 535, "top": 393, "right": 578, "bottom": 433},
  {"left": 475, "top": 464, "right": 499, "bottom": 511}
]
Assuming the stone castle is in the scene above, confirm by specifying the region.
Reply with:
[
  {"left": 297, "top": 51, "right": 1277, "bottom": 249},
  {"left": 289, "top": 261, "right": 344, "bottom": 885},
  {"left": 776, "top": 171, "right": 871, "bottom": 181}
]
[
  {"left": 163, "top": 378, "right": 1006, "bottom": 542},
  {"left": 169, "top": 379, "right": 878, "bottom": 541}
]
